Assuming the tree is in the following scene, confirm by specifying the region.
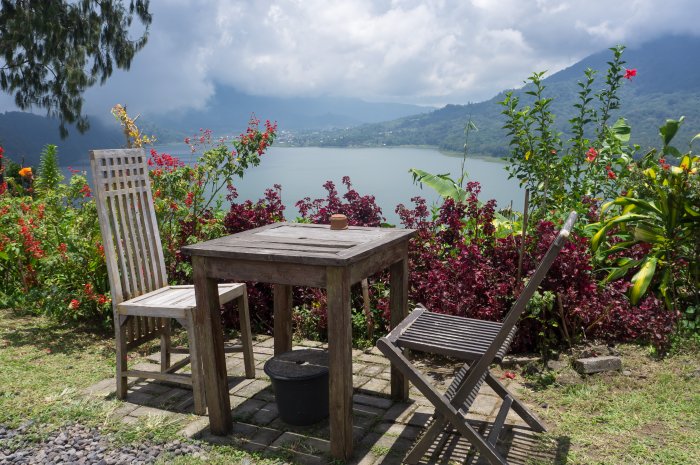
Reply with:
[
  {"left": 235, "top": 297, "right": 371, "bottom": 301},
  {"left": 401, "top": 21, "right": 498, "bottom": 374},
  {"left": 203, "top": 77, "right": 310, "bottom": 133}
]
[{"left": 0, "top": 0, "right": 152, "bottom": 137}]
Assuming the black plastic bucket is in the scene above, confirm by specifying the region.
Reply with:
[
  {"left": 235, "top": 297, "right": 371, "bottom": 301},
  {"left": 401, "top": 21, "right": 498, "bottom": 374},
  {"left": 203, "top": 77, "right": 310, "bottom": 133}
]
[{"left": 263, "top": 349, "right": 329, "bottom": 426}]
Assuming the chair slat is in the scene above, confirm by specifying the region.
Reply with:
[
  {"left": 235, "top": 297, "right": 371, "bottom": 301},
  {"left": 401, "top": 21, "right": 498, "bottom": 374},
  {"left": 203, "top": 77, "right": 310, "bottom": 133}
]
[{"left": 129, "top": 189, "right": 155, "bottom": 292}]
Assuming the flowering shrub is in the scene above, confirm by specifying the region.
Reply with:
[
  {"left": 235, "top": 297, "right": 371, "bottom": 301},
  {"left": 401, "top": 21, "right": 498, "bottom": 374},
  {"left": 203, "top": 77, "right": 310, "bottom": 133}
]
[
  {"left": 296, "top": 176, "right": 385, "bottom": 226},
  {"left": 396, "top": 186, "right": 672, "bottom": 351},
  {"left": 224, "top": 184, "right": 286, "bottom": 234},
  {"left": 500, "top": 45, "right": 637, "bottom": 220},
  {"left": 0, "top": 145, "right": 110, "bottom": 322},
  {"left": 589, "top": 120, "right": 699, "bottom": 328},
  {"left": 148, "top": 116, "right": 278, "bottom": 281}
]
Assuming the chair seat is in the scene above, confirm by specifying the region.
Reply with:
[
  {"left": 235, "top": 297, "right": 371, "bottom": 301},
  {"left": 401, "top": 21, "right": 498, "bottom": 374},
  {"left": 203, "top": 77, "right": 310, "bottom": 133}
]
[
  {"left": 117, "top": 283, "right": 246, "bottom": 319},
  {"left": 394, "top": 308, "right": 517, "bottom": 362}
]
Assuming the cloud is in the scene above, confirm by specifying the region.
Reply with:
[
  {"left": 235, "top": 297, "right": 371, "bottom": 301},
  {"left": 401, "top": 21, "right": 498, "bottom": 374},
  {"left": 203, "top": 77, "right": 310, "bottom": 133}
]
[{"left": 20, "top": 0, "right": 700, "bottom": 117}]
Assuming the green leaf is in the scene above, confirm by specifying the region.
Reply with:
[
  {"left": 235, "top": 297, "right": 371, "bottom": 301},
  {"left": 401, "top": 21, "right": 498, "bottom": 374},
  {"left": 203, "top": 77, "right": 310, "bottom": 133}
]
[
  {"left": 659, "top": 117, "right": 683, "bottom": 147},
  {"left": 408, "top": 168, "right": 465, "bottom": 202},
  {"left": 684, "top": 204, "right": 700, "bottom": 217},
  {"left": 611, "top": 118, "right": 631, "bottom": 143},
  {"left": 629, "top": 257, "right": 658, "bottom": 305},
  {"left": 665, "top": 146, "right": 683, "bottom": 159},
  {"left": 604, "top": 258, "right": 641, "bottom": 282},
  {"left": 591, "top": 223, "right": 610, "bottom": 251},
  {"left": 609, "top": 197, "right": 661, "bottom": 215},
  {"left": 691, "top": 132, "right": 700, "bottom": 147},
  {"left": 602, "top": 241, "right": 639, "bottom": 256},
  {"left": 633, "top": 224, "right": 665, "bottom": 243}
]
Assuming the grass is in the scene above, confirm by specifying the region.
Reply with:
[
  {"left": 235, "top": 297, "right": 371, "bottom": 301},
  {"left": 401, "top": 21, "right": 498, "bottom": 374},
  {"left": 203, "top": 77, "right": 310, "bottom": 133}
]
[
  {"left": 0, "top": 308, "right": 284, "bottom": 464},
  {"left": 521, "top": 344, "right": 700, "bottom": 465},
  {"left": 1, "top": 307, "right": 698, "bottom": 464}
]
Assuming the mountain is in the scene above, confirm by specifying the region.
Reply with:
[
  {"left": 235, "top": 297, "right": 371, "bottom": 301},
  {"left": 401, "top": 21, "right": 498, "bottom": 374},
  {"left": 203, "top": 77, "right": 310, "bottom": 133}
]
[
  {"left": 0, "top": 111, "right": 122, "bottom": 166},
  {"left": 293, "top": 35, "right": 700, "bottom": 156},
  {"left": 143, "top": 87, "right": 433, "bottom": 140},
  {"left": 2, "top": 35, "right": 698, "bottom": 165},
  {"left": 0, "top": 90, "right": 432, "bottom": 163}
]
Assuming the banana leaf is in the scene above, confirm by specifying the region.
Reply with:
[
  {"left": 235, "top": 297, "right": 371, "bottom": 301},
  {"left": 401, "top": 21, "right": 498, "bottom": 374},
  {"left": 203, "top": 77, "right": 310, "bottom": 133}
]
[{"left": 409, "top": 168, "right": 466, "bottom": 202}]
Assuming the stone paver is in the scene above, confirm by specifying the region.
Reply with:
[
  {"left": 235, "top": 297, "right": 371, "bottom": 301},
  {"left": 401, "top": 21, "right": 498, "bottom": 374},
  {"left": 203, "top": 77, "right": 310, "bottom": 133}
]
[{"left": 84, "top": 336, "right": 553, "bottom": 464}]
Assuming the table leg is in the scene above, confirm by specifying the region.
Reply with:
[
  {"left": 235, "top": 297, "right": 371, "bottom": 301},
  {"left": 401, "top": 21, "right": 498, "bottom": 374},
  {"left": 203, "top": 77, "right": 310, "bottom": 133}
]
[
  {"left": 390, "top": 256, "right": 409, "bottom": 400},
  {"left": 326, "top": 267, "right": 353, "bottom": 461},
  {"left": 192, "top": 256, "right": 232, "bottom": 435},
  {"left": 272, "top": 284, "right": 293, "bottom": 355}
]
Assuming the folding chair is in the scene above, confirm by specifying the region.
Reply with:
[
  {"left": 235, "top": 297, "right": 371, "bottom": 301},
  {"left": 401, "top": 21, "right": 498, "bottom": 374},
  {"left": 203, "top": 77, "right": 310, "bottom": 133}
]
[
  {"left": 90, "top": 148, "right": 256, "bottom": 415},
  {"left": 377, "top": 212, "right": 577, "bottom": 465}
]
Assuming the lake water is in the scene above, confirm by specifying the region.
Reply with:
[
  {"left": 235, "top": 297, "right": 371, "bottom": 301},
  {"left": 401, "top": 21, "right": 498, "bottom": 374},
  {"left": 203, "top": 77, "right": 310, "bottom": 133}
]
[{"left": 67, "top": 146, "right": 522, "bottom": 225}]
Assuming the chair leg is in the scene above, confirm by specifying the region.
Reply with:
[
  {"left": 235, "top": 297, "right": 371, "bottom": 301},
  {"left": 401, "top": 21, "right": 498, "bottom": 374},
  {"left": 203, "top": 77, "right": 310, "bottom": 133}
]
[
  {"left": 237, "top": 291, "right": 256, "bottom": 379},
  {"left": 115, "top": 317, "right": 129, "bottom": 399},
  {"left": 160, "top": 318, "right": 171, "bottom": 371},
  {"left": 405, "top": 416, "right": 447, "bottom": 463},
  {"left": 186, "top": 312, "right": 206, "bottom": 415},
  {"left": 485, "top": 373, "right": 547, "bottom": 432},
  {"left": 377, "top": 338, "right": 507, "bottom": 465}
]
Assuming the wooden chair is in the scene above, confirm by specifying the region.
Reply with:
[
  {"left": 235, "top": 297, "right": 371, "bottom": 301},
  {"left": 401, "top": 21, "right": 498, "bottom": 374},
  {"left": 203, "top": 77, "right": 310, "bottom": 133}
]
[
  {"left": 377, "top": 212, "right": 577, "bottom": 465},
  {"left": 90, "top": 148, "right": 255, "bottom": 415}
]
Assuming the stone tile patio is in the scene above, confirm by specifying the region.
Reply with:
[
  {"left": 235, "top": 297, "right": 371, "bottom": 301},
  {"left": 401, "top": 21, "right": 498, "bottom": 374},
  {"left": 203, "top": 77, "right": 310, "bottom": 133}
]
[{"left": 84, "top": 335, "right": 567, "bottom": 464}]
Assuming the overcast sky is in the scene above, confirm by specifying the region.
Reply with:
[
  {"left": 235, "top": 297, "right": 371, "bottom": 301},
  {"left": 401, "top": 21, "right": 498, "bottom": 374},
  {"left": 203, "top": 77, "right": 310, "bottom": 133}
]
[{"left": 4, "top": 0, "right": 700, "bottom": 119}]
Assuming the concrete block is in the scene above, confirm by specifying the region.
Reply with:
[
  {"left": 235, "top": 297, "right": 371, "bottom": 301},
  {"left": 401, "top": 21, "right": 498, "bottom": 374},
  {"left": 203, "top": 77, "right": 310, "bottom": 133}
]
[{"left": 574, "top": 356, "right": 622, "bottom": 374}]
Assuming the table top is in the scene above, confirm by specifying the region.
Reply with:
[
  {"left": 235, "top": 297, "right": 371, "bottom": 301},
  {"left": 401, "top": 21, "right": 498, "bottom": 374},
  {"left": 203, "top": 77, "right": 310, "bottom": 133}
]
[{"left": 182, "top": 222, "right": 416, "bottom": 266}]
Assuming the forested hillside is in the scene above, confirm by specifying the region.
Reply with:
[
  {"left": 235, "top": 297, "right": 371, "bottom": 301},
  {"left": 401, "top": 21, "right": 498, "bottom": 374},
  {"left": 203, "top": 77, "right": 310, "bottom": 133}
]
[
  {"left": 0, "top": 112, "right": 121, "bottom": 165},
  {"left": 293, "top": 35, "right": 700, "bottom": 156}
]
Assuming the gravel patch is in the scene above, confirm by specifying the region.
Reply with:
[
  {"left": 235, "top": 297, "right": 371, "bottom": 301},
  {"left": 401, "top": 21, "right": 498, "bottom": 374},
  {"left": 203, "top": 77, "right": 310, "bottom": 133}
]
[{"left": 0, "top": 422, "right": 208, "bottom": 464}]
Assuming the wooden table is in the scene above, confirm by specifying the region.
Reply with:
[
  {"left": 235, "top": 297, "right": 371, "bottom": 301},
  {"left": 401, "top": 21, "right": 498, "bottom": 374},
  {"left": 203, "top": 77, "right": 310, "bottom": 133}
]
[{"left": 182, "top": 222, "right": 416, "bottom": 460}]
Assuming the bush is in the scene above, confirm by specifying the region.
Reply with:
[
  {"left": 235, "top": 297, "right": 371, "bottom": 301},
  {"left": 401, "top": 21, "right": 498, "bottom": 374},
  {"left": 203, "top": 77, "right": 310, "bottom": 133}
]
[
  {"left": 0, "top": 145, "right": 110, "bottom": 322},
  {"left": 395, "top": 186, "right": 672, "bottom": 352}
]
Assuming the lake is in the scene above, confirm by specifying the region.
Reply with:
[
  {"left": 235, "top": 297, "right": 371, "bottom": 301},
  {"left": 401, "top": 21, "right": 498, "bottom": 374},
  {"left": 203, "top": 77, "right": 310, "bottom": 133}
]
[{"left": 67, "top": 146, "right": 522, "bottom": 225}]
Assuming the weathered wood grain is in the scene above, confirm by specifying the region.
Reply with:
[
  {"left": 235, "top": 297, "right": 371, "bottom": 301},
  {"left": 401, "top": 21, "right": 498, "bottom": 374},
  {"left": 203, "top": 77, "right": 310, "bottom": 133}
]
[
  {"left": 326, "top": 266, "right": 353, "bottom": 460},
  {"left": 183, "top": 221, "right": 416, "bottom": 460},
  {"left": 273, "top": 285, "right": 293, "bottom": 355},
  {"left": 90, "top": 149, "right": 255, "bottom": 417}
]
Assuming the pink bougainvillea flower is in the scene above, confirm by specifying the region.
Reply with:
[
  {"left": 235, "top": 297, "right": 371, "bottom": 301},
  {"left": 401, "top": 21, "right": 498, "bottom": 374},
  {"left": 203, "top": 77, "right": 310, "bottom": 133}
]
[
  {"left": 503, "top": 371, "right": 516, "bottom": 380},
  {"left": 586, "top": 147, "right": 598, "bottom": 162},
  {"left": 624, "top": 68, "right": 637, "bottom": 80}
]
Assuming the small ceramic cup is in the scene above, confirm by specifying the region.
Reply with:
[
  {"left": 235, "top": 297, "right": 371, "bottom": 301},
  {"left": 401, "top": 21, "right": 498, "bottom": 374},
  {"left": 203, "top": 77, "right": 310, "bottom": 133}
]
[{"left": 330, "top": 214, "right": 348, "bottom": 230}]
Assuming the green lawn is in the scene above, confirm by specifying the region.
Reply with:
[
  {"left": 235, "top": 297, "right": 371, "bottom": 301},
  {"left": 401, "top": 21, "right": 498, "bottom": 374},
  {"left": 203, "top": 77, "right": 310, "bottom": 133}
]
[
  {"left": 523, "top": 345, "right": 700, "bottom": 465},
  {"left": 1, "top": 308, "right": 698, "bottom": 464}
]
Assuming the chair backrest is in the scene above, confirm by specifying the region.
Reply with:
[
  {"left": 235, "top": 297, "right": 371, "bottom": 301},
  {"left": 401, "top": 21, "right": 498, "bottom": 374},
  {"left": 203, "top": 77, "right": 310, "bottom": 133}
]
[
  {"left": 498, "top": 210, "right": 577, "bottom": 342},
  {"left": 453, "top": 211, "right": 577, "bottom": 405},
  {"left": 90, "top": 148, "right": 168, "bottom": 311}
]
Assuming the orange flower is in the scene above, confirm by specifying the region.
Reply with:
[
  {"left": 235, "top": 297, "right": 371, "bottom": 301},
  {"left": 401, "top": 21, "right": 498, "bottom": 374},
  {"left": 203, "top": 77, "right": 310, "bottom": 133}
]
[{"left": 19, "top": 167, "right": 32, "bottom": 177}]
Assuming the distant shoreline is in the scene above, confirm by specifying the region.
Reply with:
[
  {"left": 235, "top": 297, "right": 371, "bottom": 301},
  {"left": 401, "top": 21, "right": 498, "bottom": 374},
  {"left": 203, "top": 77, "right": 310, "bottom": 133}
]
[{"left": 275, "top": 142, "right": 509, "bottom": 163}]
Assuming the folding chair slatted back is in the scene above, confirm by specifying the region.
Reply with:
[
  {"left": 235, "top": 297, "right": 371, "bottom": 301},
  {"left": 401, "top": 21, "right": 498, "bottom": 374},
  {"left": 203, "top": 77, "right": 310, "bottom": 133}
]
[
  {"left": 450, "top": 211, "right": 577, "bottom": 408},
  {"left": 90, "top": 148, "right": 168, "bottom": 346}
]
